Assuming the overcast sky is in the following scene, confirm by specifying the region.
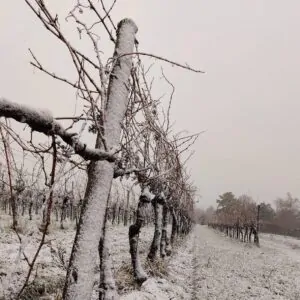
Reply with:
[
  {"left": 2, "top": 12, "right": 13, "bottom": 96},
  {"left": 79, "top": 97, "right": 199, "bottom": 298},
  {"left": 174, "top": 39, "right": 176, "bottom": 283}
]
[{"left": 1, "top": 0, "right": 300, "bottom": 208}]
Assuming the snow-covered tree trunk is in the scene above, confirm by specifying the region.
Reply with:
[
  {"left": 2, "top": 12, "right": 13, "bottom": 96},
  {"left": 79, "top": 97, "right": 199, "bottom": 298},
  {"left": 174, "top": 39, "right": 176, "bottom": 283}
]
[
  {"left": 170, "top": 207, "right": 178, "bottom": 245},
  {"left": 63, "top": 19, "right": 138, "bottom": 300},
  {"left": 160, "top": 203, "right": 171, "bottom": 257},
  {"left": 129, "top": 189, "right": 152, "bottom": 283},
  {"left": 99, "top": 208, "right": 119, "bottom": 300},
  {"left": 148, "top": 195, "right": 165, "bottom": 261}
]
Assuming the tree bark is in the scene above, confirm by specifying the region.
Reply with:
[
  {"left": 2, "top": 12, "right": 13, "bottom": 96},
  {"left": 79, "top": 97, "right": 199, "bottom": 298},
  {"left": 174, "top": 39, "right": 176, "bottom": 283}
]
[
  {"left": 148, "top": 195, "right": 164, "bottom": 261},
  {"left": 160, "top": 204, "right": 171, "bottom": 257},
  {"left": 255, "top": 205, "right": 260, "bottom": 246},
  {"left": 170, "top": 207, "right": 178, "bottom": 245},
  {"left": 129, "top": 190, "right": 152, "bottom": 283},
  {"left": 99, "top": 208, "right": 119, "bottom": 300},
  {"left": 124, "top": 190, "right": 130, "bottom": 226},
  {"left": 28, "top": 201, "right": 33, "bottom": 220},
  {"left": 0, "top": 126, "right": 17, "bottom": 229},
  {"left": 63, "top": 19, "right": 137, "bottom": 300}
]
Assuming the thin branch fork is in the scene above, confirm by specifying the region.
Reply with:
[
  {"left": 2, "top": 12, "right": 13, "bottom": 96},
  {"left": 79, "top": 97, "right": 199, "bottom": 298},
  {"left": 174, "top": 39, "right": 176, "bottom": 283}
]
[{"left": 0, "top": 98, "right": 116, "bottom": 162}]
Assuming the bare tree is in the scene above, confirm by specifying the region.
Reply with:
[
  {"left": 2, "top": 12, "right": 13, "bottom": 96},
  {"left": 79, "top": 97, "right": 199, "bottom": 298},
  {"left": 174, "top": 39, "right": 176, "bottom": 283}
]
[
  {"left": 0, "top": 1, "right": 203, "bottom": 298},
  {"left": 62, "top": 18, "right": 138, "bottom": 300},
  {"left": 0, "top": 126, "right": 18, "bottom": 229},
  {"left": 129, "top": 186, "right": 153, "bottom": 283},
  {"left": 0, "top": 17, "right": 138, "bottom": 300}
]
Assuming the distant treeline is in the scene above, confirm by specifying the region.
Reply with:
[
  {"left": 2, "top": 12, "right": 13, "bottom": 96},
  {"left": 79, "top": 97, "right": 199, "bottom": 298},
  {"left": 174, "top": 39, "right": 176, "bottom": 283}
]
[{"left": 195, "top": 192, "right": 300, "bottom": 238}]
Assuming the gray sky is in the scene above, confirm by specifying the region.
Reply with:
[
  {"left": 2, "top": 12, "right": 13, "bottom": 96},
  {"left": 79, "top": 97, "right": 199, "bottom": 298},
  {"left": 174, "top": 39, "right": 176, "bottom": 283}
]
[{"left": 1, "top": 0, "right": 300, "bottom": 208}]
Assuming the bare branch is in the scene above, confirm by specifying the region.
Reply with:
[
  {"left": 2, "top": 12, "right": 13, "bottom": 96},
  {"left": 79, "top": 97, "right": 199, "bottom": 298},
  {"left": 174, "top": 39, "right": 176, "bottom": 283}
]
[
  {"left": 114, "top": 52, "right": 205, "bottom": 73},
  {"left": 0, "top": 98, "right": 116, "bottom": 162},
  {"left": 113, "top": 166, "right": 151, "bottom": 178}
]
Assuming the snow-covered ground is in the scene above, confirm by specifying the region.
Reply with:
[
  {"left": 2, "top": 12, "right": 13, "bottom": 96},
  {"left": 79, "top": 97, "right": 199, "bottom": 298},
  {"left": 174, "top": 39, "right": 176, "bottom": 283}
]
[
  {"left": 166, "top": 226, "right": 300, "bottom": 300},
  {"left": 0, "top": 213, "right": 156, "bottom": 299},
  {"left": 1, "top": 214, "right": 300, "bottom": 300},
  {"left": 124, "top": 226, "right": 300, "bottom": 300}
]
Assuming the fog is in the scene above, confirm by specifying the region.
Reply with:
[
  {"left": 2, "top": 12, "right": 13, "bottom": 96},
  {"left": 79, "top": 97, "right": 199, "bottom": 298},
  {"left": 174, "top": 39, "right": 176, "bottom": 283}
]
[{"left": 1, "top": 0, "right": 300, "bottom": 207}]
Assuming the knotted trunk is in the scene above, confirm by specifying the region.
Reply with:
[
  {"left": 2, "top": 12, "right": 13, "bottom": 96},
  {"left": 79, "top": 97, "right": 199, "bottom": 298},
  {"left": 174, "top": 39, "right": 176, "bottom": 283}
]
[
  {"left": 63, "top": 19, "right": 138, "bottom": 300},
  {"left": 160, "top": 204, "right": 171, "bottom": 257},
  {"left": 129, "top": 191, "right": 151, "bottom": 283},
  {"left": 148, "top": 195, "right": 164, "bottom": 261},
  {"left": 99, "top": 209, "right": 119, "bottom": 300},
  {"left": 170, "top": 207, "right": 178, "bottom": 245}
]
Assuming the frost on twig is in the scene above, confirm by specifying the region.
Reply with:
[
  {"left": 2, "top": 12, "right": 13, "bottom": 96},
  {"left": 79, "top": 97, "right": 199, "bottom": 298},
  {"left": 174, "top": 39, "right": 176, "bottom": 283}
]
[{"left": 0, "top": 98, "right": 116, "bottom": 162}]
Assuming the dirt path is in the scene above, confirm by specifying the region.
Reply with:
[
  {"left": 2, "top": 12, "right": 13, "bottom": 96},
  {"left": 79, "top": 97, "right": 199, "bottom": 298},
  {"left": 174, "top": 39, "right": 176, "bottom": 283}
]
[{"left": 166, "top": 225, "right": 300, "bottom": 300}]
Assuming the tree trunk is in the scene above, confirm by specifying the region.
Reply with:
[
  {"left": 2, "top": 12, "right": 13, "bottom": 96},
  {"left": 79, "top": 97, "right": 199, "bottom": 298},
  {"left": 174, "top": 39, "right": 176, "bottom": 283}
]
[
  {"left": 42, "top": 196, "right": 47, "bottom": 224},
  {"left": 0, "top": 127, "right": 17, "bottom": 229},
  {"left": 124, "top": 190, "right": 130, "bottom": 226},
  {"left": 255, "top": 205, "right": 260, "bottom": 246},
  {"left": 117, "top": 207, "right": 121, "bottom": 225},
  {"left": 170, "top": 207, "right": 178, "bottom": 245},
  {"left": 112, "top": 204, "right": 116, "bottom": 225},
  {"left": 70, "top": 201, "right": 74, "bottom": 221},
  {"left": 60, "top": 205, "right": 65, "bottom": 229},
  {"left": 160, "top": 204, "right": 171, "bottom": 257},
  {"left": 129, "top": 190, "right": 151, "bottom": 283},
  {"left": 21, "top": 199, "right": 26, "bottom": 216},
  {"left": 35, "top": 199, "right": 39, "bottom": 215},
  {"left": 148, "top": 195, "right": 164, "bottom": 261},
  {"left": 28, "top": 202, "right": 33, "bottom": 220},
  {"left": 99, "top": 208, "right": 119, "bottom": 300},
  {"left": 55, "top": 205, "right": 59, "bottom": 222},
  {"left": 3, "top": 198, "right": 7, "bottom": 213},
  {"left": 10, "top": 195, "right": 18, "bottom": 229},
  {"left": 63, "top": 19, "right": 137, "bottom": 300},
  {"left": 60, "top": 198, "right": 68, "bottom": 229}
]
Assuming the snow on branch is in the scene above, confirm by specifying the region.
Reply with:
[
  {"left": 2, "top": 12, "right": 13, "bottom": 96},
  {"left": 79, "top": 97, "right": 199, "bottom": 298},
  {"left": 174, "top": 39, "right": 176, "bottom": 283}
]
[
  {"left": 113, "top": 166, "right": 150, "bottom": 178},
  {"left": 0, "top": 98, "right": 116, "bottom": 162}
]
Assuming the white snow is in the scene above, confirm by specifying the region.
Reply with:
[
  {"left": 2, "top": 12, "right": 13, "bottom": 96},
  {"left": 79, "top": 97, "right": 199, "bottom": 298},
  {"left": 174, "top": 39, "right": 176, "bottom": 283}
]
[
  {"left": 1, "top": 214, "right": 300, "bottom": 300},
  {"left": 122, "top": 225, "right": 300, "bottom": 300}
]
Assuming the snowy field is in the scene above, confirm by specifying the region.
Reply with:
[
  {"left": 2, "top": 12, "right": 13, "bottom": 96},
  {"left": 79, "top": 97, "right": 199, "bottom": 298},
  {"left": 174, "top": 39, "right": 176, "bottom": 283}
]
[
  {"left": 1, "top": 214, "right": 300, "bottom": 300},
  {"left": 166, "top": 226, "right": 300, "bottom": 300}
]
